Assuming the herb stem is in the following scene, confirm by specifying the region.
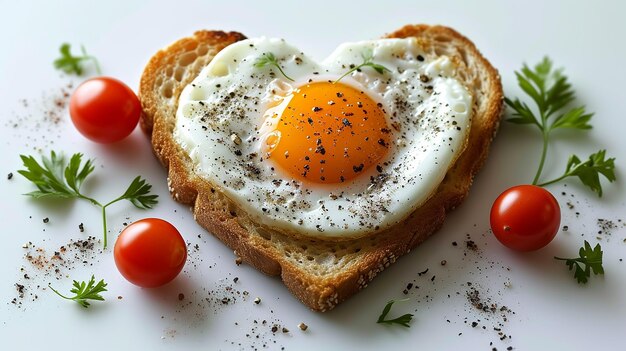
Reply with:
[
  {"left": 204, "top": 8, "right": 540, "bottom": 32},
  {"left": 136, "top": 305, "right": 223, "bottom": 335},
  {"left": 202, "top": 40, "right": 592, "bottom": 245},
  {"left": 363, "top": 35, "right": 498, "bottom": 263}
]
[
  {"left": 90, "top": 56, "right": 102, "bottom": 75},
  {"left": 334, "top": 49, "right": 390, "bottom": 84},
  {"left": 253, "top": 53, "right": 294, "bottom": 82},
  {"left": 101, "top": 205, "right": 108, "bottom": 249},
  {"left": 275, "top": 64, "right": 294, "bottom": 82},
  {"left": 537, "top": 174, "right": 568, "bottom": 187},
  {"left": 532, "top": 128, "right": 550, "bottom": 185},
  {"left": 99, "top": 197, "right": 127, "bottom": 249},
  {"left": 80, "top": 196, "right": 117, "bottom": 249},
  {"left": 334, "top": 65, "right": 361, "bottom": 84},
  {"left": 103, "top": 196, "right": 124, "bottom": 208},
  {"left": 78, "top": 195, "right": 101, "bottom": 207},
  {"left": 48, "top": 284, "right": 71, "bottom": 300},
  {"left": 76, "top": 195, "right": 111, "bottom": 249},
  {"left": 80, "top": 45, "right": 101, "bottom": 75}
]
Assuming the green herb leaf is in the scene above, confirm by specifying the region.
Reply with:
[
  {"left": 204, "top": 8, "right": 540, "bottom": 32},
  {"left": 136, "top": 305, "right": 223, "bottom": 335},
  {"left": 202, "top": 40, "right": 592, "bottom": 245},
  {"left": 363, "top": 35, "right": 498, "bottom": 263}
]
[
  {"left": 49, "top": 275, "right": 107, "bottom": 308},
  {"left": 551, "top": 106, "right": 593, "bottom": 130},
  {"left": 254, "top": 52, "right": 294, "bottom": 81},
  {"left": 18, "top": 151, "right": 91, "bottom": 200},
  {"left": 568, "top": 151, "right": 616, "bottom": 196},
  {"left": 505, "top": 57, "right": 616, "bottom": 193},
  {"left": 538, "top": 150, "right": 616, "bottom": 196},
  {"left": 369, "top": 63, "right": 389, "bottom": 74},
  {"left": 18, "top": 151, "right": 158, "bottom": 248},
  {"left": 515, "top": 69, "right": 544, "bottom": 111},
  {"left": 54, "top": 43, "right": 83, "bottom": 75},
  {"left": 504, "top": 97, "right": 539, "bottom": 126},
  {"left": 112, "top": 176, "right": 159, "bottom": 209},
  {"left": 64, "top": 153, "right": 96, "bottom": 196},
  {"left": 376, "top": 299, "right": 413, "bottom": 328},
  {"left": 335, "top": 48, "right": 391, "bottom": 83},
  {"left": 555, "top": 241, "right": 604, "bottom": 284},
  {"left": 544, "top": 73, "right": 575, "bottom": 117},
  {"left": 53, "top": 43, "right": 101, "bottom": 76}
]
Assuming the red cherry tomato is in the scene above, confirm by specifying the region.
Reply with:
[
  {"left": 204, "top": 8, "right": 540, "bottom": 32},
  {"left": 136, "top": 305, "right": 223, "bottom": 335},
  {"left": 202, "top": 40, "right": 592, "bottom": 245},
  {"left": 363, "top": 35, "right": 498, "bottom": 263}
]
[
  {"left": 69, "top": 77, "right": 141, "bottom": 143},
  {"left": 114, "top": 218, "right": 187, "bottom": 288},
  {"left": 490, "top": 185, "right": 561, "bottom": 252}
]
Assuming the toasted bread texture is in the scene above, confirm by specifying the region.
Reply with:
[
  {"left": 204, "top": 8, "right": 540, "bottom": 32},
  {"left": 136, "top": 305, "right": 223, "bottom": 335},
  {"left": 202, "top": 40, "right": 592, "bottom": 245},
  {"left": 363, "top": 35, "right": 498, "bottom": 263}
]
[{"left": 139, "top": 25, "right": 503, "bottom": 311}]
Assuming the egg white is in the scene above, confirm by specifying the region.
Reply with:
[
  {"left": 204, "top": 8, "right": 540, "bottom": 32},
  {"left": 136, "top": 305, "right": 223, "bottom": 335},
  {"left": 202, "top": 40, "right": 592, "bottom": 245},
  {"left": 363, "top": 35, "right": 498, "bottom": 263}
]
[{"left": 174, "top": 37, "right": 472, "bottom": 238}]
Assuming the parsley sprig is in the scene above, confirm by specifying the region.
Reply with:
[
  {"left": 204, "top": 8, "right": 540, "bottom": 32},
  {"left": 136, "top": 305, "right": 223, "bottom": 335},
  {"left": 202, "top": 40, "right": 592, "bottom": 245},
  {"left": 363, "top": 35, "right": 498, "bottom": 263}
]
[
  {"left": 18, "top": 151, "right": 158, "bottom": 248},
  {"left": 554, "top": 241, "right": 604, "bottom": 284},
  {"left": 540, "top": 150, "right": 615, "bottom": 196},
  {"left": 505, "top": 57, "right": 616, "bottom": 196},
  {"left": 254, "top": 52, "right": 294, "bottom": 81},
  {"left": 376, "top": 299, "right": 414, "bottom": 328},
  {"left": 49, "top": 275, "right": 107, "bottom": 308},
  {"left": 335, "top": 48, "right": 390, "bottom": 83},
  {"left": 53, "top": 43, "right": 101, "bottom": 76}
]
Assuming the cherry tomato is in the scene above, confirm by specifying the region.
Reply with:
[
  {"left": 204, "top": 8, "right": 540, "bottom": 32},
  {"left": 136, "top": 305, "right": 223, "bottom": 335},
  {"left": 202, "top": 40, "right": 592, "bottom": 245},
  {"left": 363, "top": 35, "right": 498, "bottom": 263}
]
[
  {"left": 490, "top": 185, "right": 561, "bottom": 252},
  {"left": 114, "top": 218, "right": 187, "bottom": 288},
  {"left": 69, "top": 77, "right": 141, "bottom": 143}
]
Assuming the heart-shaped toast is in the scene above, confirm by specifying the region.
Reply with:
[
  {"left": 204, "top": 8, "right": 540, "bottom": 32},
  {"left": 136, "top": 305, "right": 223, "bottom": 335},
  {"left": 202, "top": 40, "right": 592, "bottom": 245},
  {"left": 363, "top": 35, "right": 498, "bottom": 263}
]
[{"left": 139, "top": 25, "right": 502, "bottom": 311}]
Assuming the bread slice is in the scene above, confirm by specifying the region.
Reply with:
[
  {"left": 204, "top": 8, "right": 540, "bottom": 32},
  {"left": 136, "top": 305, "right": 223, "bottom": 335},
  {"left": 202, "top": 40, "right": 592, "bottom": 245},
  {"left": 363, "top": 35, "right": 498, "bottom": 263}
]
[{"left": 139, "top": 25, "right": 503, "bottom": 311}]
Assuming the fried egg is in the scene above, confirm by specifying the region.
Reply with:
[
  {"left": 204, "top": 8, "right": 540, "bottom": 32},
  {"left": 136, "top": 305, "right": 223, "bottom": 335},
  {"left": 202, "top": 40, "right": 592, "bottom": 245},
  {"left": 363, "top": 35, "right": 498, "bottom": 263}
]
[{"left": 174, "top": 37, "right": 472, "bottom": 239}]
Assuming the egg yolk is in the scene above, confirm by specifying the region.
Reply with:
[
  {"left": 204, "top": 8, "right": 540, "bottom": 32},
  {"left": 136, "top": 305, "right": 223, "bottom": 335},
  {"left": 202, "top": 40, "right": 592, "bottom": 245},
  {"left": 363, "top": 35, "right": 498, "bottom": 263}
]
[{"left": 266, "top": 82, "right": 390, "bottom": 184}]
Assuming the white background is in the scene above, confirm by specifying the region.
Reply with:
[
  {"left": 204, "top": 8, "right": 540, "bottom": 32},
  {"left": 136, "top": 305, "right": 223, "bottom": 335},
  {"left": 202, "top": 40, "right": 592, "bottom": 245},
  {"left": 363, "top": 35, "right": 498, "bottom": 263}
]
[{"left": 1, "top": 1, "right": 625, "bottom": 350}]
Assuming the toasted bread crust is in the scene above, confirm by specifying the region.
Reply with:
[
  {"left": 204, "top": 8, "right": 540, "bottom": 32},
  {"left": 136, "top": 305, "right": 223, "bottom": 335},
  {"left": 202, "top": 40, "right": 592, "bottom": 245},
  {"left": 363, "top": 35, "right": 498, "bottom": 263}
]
[{"left": 139, "top": 25, "right": 503, "bottom": 311}]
